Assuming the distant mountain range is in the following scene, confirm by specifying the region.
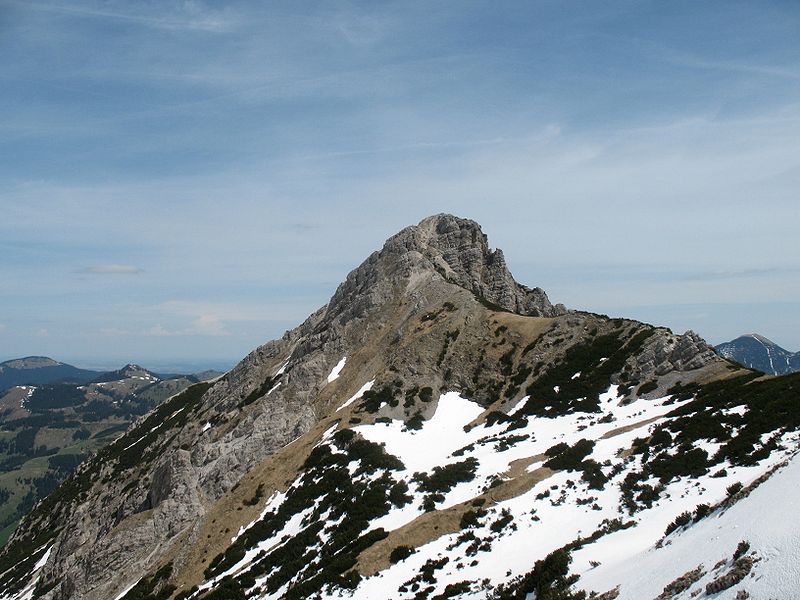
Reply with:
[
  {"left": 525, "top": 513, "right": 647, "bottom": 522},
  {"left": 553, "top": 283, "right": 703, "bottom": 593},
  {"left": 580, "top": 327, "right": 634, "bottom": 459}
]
[
  {"left": 0, "top": 356, "right": 225, "bottom": 392},
  {"left": 0, "top": 357, "right": 99, "bottom": 391},
  {"left": 0, "top": 358, "right": 223, "bottom": 546},
  {"left": 716, "top": 334, "right": 800, "bottom": 375}
]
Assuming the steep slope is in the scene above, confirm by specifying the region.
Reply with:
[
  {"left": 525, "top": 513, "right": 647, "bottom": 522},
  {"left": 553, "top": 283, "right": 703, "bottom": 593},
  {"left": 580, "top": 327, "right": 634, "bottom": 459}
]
[
  {"left": 1, "top": 214, "right": 793, "bottom": 600},
  {"left": 0, "top": 358, "right": 97, "bottom": 393},
  {"left": 716, "top": 334, "right": 800, "bottom": 375}
]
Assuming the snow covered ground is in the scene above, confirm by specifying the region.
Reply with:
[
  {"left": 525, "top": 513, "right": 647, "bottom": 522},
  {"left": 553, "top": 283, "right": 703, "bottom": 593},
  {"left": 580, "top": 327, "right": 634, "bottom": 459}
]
[
  {"left": 326, "top": 389, "right": 799, "bottom": 599},
  {"left": 187, "top": 383, "right": 799, "bottom": 600},
  {"left": 577, "top": 452, "right": 800, "bottom": 599}
]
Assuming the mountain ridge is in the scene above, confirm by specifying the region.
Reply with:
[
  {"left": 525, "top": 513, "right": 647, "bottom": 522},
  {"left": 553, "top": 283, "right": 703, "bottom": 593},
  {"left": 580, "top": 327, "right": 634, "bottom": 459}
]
[
  {"left": 0, "top": 358, "right": 99, "bottom": 392},
  {"left": 0, "top": 214, "right": 795, "bottom": 600}
]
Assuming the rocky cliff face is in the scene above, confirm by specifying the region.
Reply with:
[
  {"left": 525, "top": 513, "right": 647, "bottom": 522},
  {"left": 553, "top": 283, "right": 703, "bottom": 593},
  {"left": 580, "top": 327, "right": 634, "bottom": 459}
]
[{"left": 0, "top": 214, "right": 746, "bottom": 600}]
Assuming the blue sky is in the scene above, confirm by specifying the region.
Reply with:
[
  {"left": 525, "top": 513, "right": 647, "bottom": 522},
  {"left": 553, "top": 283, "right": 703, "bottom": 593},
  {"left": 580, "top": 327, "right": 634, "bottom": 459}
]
[{"left": 1, "top": 1, "right": 799, "bottom": 370}]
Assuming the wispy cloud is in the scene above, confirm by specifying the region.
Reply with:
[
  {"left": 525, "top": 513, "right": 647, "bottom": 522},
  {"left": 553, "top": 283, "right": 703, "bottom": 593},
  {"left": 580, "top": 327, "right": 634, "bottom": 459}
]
[
  {"left": 2, "top": 0, "right": 800, "bottom": 360},
  {"left": 20, "top": 1, "right": 238, "bottom": 33},
  {"left": 81, "top": 264, "right": 143, "bottom": 275},
  {"left": 295, "top": 126, "right": 563, "bottom": 161},
  {"left": 98, "top": 300, "right": 292, "bottom": 339},
  {"left": 662, "top": 49, "right": 800, "bottom": 82},
  {"left": 143, "top": 316, "right": 230, "bottom": 337},
  {"left": 680, "top": 267, "right": 800, "bottom": 282},
  {"left": 100, "top": 317, "right": 230, "bottom": 338},
  {"left": 155, "top": 300, "right": 303, "bottom": 324}
]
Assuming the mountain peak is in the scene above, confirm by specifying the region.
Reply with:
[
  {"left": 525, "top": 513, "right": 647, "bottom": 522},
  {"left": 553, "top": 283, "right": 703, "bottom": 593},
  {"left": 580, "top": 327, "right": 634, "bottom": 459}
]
[
  {"left": 0, "top": 356, "right": 63, "bottom": 370},
  {"left": 325, "top": 214, "right": 564, "bottom": 325},
  {"left": 717, "top": 333, "right": 799, "bottom": 375},
  {"left": 745, "top": 333, "right": 774, "bottom": 345},
  {"left": 2, "top": 215, "right": 754, "bottom": 600}
]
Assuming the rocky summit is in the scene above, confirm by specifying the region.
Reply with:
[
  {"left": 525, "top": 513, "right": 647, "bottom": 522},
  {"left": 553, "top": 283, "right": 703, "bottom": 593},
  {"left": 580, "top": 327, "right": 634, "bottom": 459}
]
[{"left": 1, "top": 214, "right": 799, "bottom": 600}]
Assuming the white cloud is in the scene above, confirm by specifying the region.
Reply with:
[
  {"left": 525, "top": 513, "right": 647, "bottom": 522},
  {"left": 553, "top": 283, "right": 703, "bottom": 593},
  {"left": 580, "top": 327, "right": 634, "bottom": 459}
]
[
  {"left": 82, "top": 264, "right": 143, "bottom": 275},
  {"left": 189, "top": 314, "right": 229, "bottom": 336}
]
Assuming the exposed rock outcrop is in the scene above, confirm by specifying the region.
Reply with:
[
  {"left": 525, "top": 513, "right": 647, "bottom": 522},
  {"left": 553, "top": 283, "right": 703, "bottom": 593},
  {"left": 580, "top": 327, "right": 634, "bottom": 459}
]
[{"left": 623, "top": 329, "right": 720, "bottom": 383}]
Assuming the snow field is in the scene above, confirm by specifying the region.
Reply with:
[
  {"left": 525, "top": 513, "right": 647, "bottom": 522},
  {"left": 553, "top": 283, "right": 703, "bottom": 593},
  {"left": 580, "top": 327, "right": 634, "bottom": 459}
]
[
  {"left": 577, "top": 451, "right": 800, "bottom": 599},
  {"left": 330, "top": 387, "right": 797, "bottom": 599},
  {"left": 193, "top": 381, "right": 799, "bottom": 600}
]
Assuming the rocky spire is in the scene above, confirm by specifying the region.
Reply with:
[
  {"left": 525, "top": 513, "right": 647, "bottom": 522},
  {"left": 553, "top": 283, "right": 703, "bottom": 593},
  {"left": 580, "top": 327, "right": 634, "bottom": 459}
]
[{"left": 325, "top": 214, "right": 564, "bottom": 323}]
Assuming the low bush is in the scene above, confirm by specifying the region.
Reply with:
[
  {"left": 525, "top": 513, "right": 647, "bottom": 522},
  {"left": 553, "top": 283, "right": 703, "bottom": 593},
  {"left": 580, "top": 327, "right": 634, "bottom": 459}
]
[{"left": 389, "top": 546, "right": 415, "bottom": 564}]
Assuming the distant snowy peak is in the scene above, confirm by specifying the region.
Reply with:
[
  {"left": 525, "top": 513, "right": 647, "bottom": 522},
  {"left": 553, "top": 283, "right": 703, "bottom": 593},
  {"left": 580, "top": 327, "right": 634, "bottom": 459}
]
[{"left": 716, "top": 334, "right": 800, "bottom": 375}]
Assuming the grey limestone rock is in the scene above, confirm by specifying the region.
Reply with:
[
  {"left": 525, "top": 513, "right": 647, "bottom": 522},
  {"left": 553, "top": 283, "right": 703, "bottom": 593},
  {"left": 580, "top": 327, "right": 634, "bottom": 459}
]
[
  {"left": 325, "top": 214, "right": 564, "bottom": 327},
  {"left": 625, "top": 328, "right": 719, "bottom": 381}
]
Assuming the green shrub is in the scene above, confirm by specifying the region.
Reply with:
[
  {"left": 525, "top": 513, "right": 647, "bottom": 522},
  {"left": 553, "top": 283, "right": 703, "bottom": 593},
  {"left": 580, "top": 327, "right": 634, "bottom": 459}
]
[
  {"left": 490, "top": 509, "right": 514, "bottom": 533},
  {"left": 544, "top": 439, "right": 595, "bottom": 472},
  {"left": 459, "top": 508, "right": 486, "bottom": 529},
  {"left": 638, "top": 380, "right": 658, "bottom": 395},
  {"left": 693, "top": 503, "right": 711, "bottom": 522},
  {"left": 405, "top": 413, "right": 424, "bottom": 431},
  {"left": 388, "top": 481, "right": 412, "bottom": 507},
  {"left": 360, "top": 386, "right": 397, "bottom": 413},
  {"left": 726, "top": 482, "right": 743, "bottom": 497},
  {"left": 664, "top": 512, "right": 692, "bottom": 537},
  {"left": 389, "top": 545, "right": 415, "bottom": 563},
  {"left": 414, "top": 458, "right": 479, "bottom": 494},
  {"left": 580, "top": 460, "right": 607, "bottom": 490},
  {"left": 243, "top": 483, "right": 265, "bottom": 506},
  {"left": 733, "top": 540, "right": 750, "bottom": 560}
]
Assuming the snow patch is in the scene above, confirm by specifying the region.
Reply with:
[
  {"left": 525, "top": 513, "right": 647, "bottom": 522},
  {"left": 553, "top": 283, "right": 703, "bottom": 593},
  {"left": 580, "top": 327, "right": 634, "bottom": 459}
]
[
  {"left": 326, "top": 357, "right": 346, "bottom": 383},
  {"left": 337, "top": 380, "right": 374, "bottom": 411},
  {"left": 112, "top": 578, "right": 142, "bottom": 600},
  {"left": 355, "top": 392, "right": 484, "bottom": 473}
]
